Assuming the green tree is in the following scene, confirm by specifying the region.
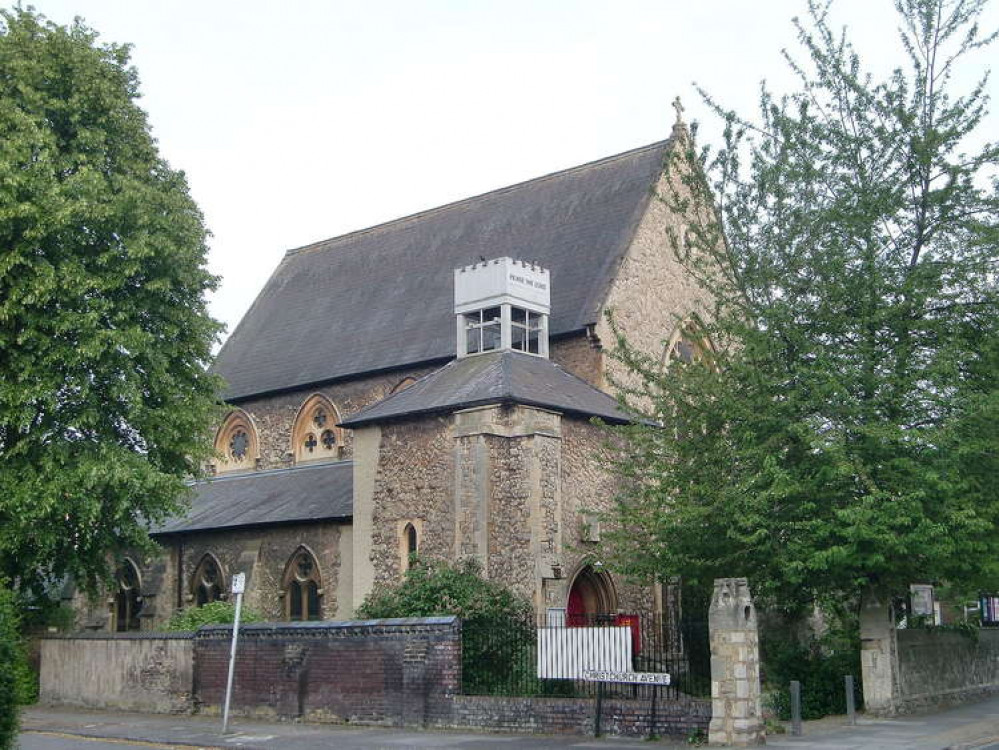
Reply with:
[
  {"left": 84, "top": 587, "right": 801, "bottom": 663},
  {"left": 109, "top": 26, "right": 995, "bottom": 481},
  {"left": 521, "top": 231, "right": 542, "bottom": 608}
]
[
  {"left": 604, "top": 0, "right": 999, "bottom": 611},
  {"left": 0, "top": 8, "right": 221, "bottom": 597},
  {"left": 358, "top": 558, "right": 534, "bottom": 693}
]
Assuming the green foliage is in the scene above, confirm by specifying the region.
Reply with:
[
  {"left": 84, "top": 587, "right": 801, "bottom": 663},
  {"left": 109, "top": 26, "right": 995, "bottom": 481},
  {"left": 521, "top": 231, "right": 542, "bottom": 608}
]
[
  {"left": 603, "top": 0, "right": 999, "bottom": 609},
  {"left": 0, "top": 584, "right": 27, "bottom": 748},
  {"left": 162, "top": 601, "right": 262, "bottom": 631},
  {"left": 762, "top": 625, "right": 862, "bottom": 720},
  {"left": 357, "top": 557, "right": 534, "bottom": 694},
  {"left": 0, "top": 8, "right": 222, "bottom": 596}
]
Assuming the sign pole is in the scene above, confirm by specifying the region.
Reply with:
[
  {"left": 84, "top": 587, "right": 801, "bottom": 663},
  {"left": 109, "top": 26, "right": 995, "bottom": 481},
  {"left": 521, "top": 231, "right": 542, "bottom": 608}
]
[{"left": 221, "top": 572, "right": 245, "bottom": 735}]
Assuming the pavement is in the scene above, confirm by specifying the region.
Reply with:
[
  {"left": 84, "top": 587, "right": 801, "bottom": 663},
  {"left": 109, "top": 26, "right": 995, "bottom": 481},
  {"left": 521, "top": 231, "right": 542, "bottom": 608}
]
[{"left": 16, "top": 694, "right": 999, "bottom": 750}]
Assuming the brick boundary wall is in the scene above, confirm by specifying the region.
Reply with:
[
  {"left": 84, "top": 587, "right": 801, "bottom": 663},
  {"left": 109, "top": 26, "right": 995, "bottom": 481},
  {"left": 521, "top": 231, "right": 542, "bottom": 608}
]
[
  {"left": 192, "top": 616, "right": 460, "bottom": 727},
  {"left": 41, "top": 619, "right": 712, "bottom": 738},
  {"left": 444, "top": 694, "right": 710, "bottom": 738}
]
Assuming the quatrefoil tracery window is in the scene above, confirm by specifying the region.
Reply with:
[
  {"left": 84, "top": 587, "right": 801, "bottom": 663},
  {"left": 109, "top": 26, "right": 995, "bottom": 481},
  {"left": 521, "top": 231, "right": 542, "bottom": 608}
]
[
  {"left": 293, "top": 395, "right": 342, "bottom": 464},
  {"left": 214, "top": 410, "right": 259, "bottom": 473}
]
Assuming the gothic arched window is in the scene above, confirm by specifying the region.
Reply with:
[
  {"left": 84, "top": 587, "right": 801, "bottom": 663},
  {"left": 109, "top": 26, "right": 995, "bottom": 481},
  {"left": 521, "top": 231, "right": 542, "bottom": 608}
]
[
  {"left": 292, "top": 395, "right": 342, "bottom": 464},
  {"left": 192, "top": 554, "right": 225, "bottom": 607},
  {"left": 399, "top": 520, "right": 421, "bottom": 574},
  {"left": 283, "top": 547, "right": 322, "bottom": 621},
  {"left": 114, "top": 559, "right": 142, "bottom": 632},
  {"left": 664, "top": 321, "right": 712, "bottom": 366},
  {"left": 213, "top": 410, "right": 259, "bottom": 473}
]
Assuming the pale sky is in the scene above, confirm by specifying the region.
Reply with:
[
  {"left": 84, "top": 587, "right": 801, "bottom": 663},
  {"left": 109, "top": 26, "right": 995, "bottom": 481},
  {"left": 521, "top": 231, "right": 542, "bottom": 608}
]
[{"left": 23, "top": 0, "right": 999, "bottom": 344}]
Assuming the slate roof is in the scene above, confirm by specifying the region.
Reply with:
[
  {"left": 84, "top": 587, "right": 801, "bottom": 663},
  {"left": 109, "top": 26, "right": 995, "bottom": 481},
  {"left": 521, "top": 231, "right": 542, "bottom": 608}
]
[
  {"left": 152, "top": 461, "right": 352, "bottom": 536},
  {"left": 213, "top": 140, "right": 671, "bottom": 401},
  {"left": 339, "top": 350, "right": 631, "bottom": 428}
]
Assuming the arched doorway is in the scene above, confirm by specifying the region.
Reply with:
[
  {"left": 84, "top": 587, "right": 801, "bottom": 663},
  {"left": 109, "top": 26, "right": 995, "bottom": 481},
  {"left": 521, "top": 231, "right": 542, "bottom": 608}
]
[{"left": 566, "top": 564, "right": 616, "bottom": 626}]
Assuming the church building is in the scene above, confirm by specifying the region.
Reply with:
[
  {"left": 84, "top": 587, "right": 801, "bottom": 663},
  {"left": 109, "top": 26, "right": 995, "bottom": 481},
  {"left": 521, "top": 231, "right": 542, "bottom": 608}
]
[{"left": 73, "top": 115, "right": 709, "bottom": 632}]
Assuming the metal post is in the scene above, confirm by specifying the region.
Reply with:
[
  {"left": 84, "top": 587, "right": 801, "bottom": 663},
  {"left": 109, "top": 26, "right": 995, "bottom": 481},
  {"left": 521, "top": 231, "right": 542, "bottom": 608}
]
[
  {"left": 845, "top": 675, "right": 856, "bottom": 725},
  {"left": 222, "top": 573, "right": 246, "bottom": 734},
  {"left": 594, "top": 681, "right": 604, "bottom": 737},
  {"left": 790, "top": 680, "right": 802, "bottom": 736},
  {"left": 648, "top": 684, "right": 658, "bottom": 740}
]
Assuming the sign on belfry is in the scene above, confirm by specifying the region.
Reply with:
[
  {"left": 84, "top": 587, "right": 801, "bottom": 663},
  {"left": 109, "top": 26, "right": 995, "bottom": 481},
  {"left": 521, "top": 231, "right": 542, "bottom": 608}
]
[
  {"left": 582, "top": 670, "right": 671, "bottom": 685},
  {"left": 231, "top": 572, "right": 245, "bottom": 595}
]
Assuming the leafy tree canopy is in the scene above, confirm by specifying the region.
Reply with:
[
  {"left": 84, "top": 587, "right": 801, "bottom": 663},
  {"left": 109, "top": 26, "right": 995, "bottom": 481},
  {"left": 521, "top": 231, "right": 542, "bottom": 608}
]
[
  {"left": 605, "top": 0, "right": 999, "bottom": 611},
  {"left": 357, "top": 557, "right": 532, "bottom": 625},
  {"left": 0, "top": 8, "right": 222, "bottom": 596}
]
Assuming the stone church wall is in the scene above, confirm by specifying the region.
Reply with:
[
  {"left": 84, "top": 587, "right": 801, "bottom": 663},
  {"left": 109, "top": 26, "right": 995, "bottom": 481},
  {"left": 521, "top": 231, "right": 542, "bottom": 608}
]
[
  {"left": 596, "top": 132, "right": 715, "bottom": 386},
  {"left": 230, "top": 365, "right": 440, "bottom": 471},
  {"left": 365, "top": 416, "right": 456, "bottom": 590},
  {"left": 171, "top": 521, "right": 348, "bottom": 621}
]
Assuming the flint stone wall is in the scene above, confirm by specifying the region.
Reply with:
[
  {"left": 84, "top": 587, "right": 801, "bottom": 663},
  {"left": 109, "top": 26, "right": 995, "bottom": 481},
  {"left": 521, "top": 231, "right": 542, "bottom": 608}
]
[{"left": 862, "top": 599, "right": 999, "bottom": 717}]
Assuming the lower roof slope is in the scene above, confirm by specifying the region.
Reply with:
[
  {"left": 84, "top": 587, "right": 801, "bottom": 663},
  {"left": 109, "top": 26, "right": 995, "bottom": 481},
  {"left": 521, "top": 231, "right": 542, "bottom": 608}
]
[
  {"left": 213, "top": 140, "right": 670, "bottom": 401},
  {"left": 153, "top": 461, "right": 352, "bottom": 536},
  {"left": 340, "top": 350, "right": 630, "bottom": 428}
]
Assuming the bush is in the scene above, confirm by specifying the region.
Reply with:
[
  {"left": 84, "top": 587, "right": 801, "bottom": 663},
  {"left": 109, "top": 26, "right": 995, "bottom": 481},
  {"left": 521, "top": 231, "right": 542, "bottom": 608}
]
[
  {"left": 0, "top": 585, "right": 24, "bottom": 750},
  {"left": 162, "top": 601, "right": 262, "bottom": 631},
  {"left": 762, "top": 621, "right": 863, "bottom": 721},
  {"left": 357, "top": 557, "right": 533, "bottom": 693}
]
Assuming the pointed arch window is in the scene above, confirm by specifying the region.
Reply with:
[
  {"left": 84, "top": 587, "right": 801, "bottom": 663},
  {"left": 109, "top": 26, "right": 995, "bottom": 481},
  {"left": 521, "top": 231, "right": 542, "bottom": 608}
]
[
  {"left": 114, "top": 559, "right": 142, "bottom": 632},
  {"left": 192, "top": 554, "right": 225, "bottom": 607},
  {"left": 214, "top": 410, "right": 259, "bottom": 473},
  {"left": 292, "top": 395, "right": 343, "bottom": 464},
  {"left": 664, "top": 321, "right": 713, "bottom": 366},
  {"left": 283, "top": 547, "right": 322, "bottom": 621}
]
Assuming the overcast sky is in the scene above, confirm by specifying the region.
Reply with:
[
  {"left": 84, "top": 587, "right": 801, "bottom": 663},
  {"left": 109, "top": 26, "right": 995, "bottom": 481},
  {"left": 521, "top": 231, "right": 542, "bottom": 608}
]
[{"left": 24, "top": 0, "right": 999, "bottom": 343}]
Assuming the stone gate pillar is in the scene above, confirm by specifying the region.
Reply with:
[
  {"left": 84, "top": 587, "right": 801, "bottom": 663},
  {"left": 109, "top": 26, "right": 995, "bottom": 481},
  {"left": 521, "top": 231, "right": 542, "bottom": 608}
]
[
  {"left": 859, "top": 590, "right": 899, "bottom": 716},
  {"left": 708, "top": 578, "right": 765, "bottom": 746}
]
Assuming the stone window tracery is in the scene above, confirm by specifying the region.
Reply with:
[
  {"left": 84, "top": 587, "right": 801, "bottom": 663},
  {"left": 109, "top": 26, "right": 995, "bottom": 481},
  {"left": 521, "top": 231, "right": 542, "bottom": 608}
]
[
  {"left": 283, "top": 546, "right": 322, "bottom": 621},
  {"left": 114, "top": 558, "right": 142, "bottom": 632},
  {"left": 192, "top": 554, "right": 225, "bottom": 607},
  {"left": 214, "top": 410, "right": 259, "bottom": 473},
  {"left": 292, "top": 395, "right": 343, "bottom": 464},
  {"left": 664, "top": 321, "right": 712, "bottom": 367}
]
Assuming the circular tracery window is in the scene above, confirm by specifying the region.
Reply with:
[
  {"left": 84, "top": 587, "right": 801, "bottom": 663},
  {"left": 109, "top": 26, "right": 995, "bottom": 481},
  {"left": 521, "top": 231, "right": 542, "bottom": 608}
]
[{"left": 229, "top": 430, "right": 249, "bottom": 460}]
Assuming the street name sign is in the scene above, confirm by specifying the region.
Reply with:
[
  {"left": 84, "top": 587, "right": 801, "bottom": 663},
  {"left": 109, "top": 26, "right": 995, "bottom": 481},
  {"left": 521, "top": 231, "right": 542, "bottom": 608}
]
[{"left": 582, "top": 670, "right": 671, "bottom": 685}]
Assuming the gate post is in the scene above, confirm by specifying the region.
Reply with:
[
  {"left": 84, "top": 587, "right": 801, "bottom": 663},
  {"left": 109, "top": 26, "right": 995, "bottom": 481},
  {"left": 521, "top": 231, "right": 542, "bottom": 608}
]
[
  {"left": 708, "top": 578, "right": 764, "bottom": 746},
  {"left": 859, "top": 590, "right": 900, "bottom": 716}
]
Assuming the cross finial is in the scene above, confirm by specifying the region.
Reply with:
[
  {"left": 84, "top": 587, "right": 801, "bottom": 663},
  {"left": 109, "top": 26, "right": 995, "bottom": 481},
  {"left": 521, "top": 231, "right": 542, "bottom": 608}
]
[{"left": 672, "top": 96, "right": 685, "bottom": 124}]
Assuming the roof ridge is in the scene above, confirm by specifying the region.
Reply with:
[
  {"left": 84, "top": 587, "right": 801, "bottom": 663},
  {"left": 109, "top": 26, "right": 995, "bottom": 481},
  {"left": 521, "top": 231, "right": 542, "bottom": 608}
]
[{"left": 283, "top": 139, "right": 671, "bottom": 260}]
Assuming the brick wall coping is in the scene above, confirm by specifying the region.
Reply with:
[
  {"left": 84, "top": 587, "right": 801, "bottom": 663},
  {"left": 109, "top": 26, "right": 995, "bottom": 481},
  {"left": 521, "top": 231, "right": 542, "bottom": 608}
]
[
  {"left": 41, "top": 631, "right": 195, "bottom": 641},
  {"left": 194, "top": 616, "right": 461, "bottom": 640}
]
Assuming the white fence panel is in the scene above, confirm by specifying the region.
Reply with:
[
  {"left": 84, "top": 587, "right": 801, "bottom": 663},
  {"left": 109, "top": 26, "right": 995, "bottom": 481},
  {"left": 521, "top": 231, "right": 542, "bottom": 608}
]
[{"left": 536, "top": 626, "right": 631, "bottom": 679}]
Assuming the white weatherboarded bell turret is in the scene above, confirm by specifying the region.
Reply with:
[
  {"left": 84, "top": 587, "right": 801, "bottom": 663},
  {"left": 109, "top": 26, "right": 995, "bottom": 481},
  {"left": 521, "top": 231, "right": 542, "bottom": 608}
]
[{"left": 454, "top": 257, "right": 551, "bottom": 358}]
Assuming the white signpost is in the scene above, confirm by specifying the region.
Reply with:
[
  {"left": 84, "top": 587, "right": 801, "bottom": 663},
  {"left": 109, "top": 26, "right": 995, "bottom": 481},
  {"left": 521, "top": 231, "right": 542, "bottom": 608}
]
[{"left": 221, "top": 572, "right": 245, "bottom": 734}]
